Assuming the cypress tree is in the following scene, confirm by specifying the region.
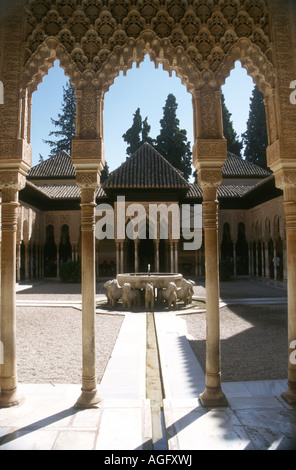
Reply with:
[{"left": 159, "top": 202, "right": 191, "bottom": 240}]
[
  {"left": 44, "top": 81, "right": 76, "bottom": 156},
  {"left": 122, "top": 108, "right": 143, "bottom": 156},
  {"left": 242, "top": 85, "right": 268, "bottom": 169},
  {"left": 155, "top": 93, "right": 192, "bottom": 181},
  {"left": 122, "top": 108, "right": 153, "bottom": 155},
  {"left": 221, "top": 93, "right": 243, "bottom": 156}
]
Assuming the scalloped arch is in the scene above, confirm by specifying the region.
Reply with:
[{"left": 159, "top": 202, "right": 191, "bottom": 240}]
[
  {"left": 22, "top": 0, "right": 275, "bottom": 96},
  {"left": 215, "top": 37, "right": 275, "bottom": 96}
]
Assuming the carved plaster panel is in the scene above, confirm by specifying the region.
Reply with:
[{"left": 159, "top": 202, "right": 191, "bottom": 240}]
[{"left": 22, "top": 0, "right": 274, "bottom": 93}]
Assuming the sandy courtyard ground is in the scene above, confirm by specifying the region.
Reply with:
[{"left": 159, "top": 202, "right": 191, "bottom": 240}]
[{"left": 15, "top": 278, "right": 288, "bottom": 384}]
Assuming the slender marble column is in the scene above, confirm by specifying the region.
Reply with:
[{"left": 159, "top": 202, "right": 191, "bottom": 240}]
[
  {"left": 174, "top": 241, "right": 178, "bottom": 273},
  {"left": 233, "top": 243, "right": 237, "bottom": 276},
  {"left": 170, "top": 241, "right": 174, "bottom": 273},
  {"left": 116, "top": 241, "right": 120, "bottom": 274},
  {"left": 199, "top": 186, "right": 228, "bottom": 408},
  {"left": 75, "top": 186, "right": 101, "bottom": 409},
  {"left": 273, "top": 243, "right": 278, "bottom": 280},
  {"left": 16, "top": 242, "right": 21, "bottom": 283},
  {"left": 281, "top": 187, "right": 296, "bottom": 406},
  {"left": 134, "top": 240, "right": 139, "bottom": 273},
  {"left": 120, "top": 242, "right": 124, "bottom": 274},
  {"left": 265, "top": 243, "right": 270, "bottom": 278},
  {"left": 0, "top": 188, "right": 23, "bottom": 407},
  {"left": 154, "top": 240, "right": 159, "bottom": 273}
]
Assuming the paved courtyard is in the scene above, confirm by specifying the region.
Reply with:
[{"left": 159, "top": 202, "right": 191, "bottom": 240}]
[{"left": 0, "top": 277, "right": 295, "bottom": 450}]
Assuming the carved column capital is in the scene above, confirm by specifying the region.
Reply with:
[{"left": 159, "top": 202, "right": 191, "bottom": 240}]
[
  {"left": 198, "top": 168, "right": 223, "bottom": 191},
  {"left": 76, "top": 170, "right": 100, "bottom": 189},
  {"left": 0, "top": 170, "right": 26, "bottom": 192},
  {"left": 273, "top": 168, "right": 296, "bottom": 192},
  {"left": 193, "top": 138, "right": 227, "bottom": 170}
]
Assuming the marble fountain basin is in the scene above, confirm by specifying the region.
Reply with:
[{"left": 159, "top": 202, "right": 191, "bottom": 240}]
[{"left": 116, "top": 273, "right": 183, "bottom": 289}]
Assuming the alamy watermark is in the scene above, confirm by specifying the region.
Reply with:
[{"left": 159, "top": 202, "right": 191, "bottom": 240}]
[
  {"left": 290, "top": 80, "right": 296, "bottom": 105},
  {"left": 95, "top": 196, "right": 203, "bottom": 251}
]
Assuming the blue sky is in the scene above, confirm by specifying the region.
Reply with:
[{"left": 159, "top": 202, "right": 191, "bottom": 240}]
[{"left": 31, "top": 56, "right": 255, "bottom": 174}]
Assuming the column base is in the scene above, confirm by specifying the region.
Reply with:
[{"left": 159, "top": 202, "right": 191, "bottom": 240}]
[
  {"left": 281, "top": 382, "right": 296, "bottom": 407},
  {"left": 199, "top": 386, "right": 228, "bottom": 408},
  {"left": 0, "top": 389, "right": 24, "bottom": 408},
  {"left": 75, "top": 389, "right": 102, "bottom": 409}
]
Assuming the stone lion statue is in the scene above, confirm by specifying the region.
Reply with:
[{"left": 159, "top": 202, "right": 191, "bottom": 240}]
[
  {"left": 104, "top": 279, "right": 122, "bottom": 307},
  {"left": 122, "top": 283, "right": 141, "bottom": 310},
  {"left": 158, "top": 282, "right": 177, "bottom": 309},
  {"left": 177, "top": 279, "right": 195, "bottom": 305}
]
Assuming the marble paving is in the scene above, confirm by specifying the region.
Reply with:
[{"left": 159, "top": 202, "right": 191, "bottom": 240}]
[{"left": 1, "top": 295, "right": 296, "bottom": 450}]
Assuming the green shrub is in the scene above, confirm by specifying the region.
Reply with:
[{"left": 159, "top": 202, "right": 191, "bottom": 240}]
[{"left": 59, "top": 261, "right": 81, "bottom": 283}]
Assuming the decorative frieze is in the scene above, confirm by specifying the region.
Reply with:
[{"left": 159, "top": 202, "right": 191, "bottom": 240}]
[{"left": 22, "top": 0, "right": 274, "bottom": 92}]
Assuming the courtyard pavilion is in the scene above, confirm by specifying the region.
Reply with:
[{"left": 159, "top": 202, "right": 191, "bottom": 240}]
[{"left": 0, "top": 0, "right": 296, "bottom": 410}]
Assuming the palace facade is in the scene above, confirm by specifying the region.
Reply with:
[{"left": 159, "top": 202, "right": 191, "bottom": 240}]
[
  {"left": 17, "top": 142, "right": 284, "bottom": 281},
  {"left": 1, "top": 0, "right": 296, "bottom": 409}
]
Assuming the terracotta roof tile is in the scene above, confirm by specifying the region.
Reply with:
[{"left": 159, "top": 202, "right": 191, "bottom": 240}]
[
  {"left": 30, "top": 183, "right": 106, "bottom": 200},
  {"left": 185, "top": 183, "right": 257, "bottom": 199},
  {"left": 222, "top": 152, "right": 271, "bottom": 178},
  {"left": 28, "top": 151, "right": 76, "bottom": 179},
  {"left": 102, "top": 142, "right": 189, "bottom": 190}
]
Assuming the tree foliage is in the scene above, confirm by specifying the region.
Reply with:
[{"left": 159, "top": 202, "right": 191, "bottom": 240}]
[
  {"left": 44, "top": 82, "right": 76, "bottom": 156},
  {"left": 44, "top": 80, "right": 110, "bottom": 176},
  {"left": 242, "top": 85, "right": 268, "bottom": 169},
  {"left": 122, "top": 108, "right": 153, "bottom": 155},
  {"left": 221, "top": 93, "right": 243, "bottom": 156},
  {"left": 155, "top": 94, "right": 192, "bottom": 181}
]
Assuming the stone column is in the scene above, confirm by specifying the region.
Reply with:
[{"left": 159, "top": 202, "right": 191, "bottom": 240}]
[
  {"left": 174, "top": 241, "right": 178, "bottom": 273},
  {"left": 248, "top": 243, "right": 252, "bottom": 276},
  {"left": 233, "top": 243, "right": 237, "bottom": 277},
  {"left": 72, "top": 81, "right": 105, "bottom": 408},
  {"left": 134, "top": 239, "right": 139, "bottom": 273},
  {"left": 170, "top": 240, "right": 174, "bottom": 273},
  {"left": 281, "top": 187, "right": 296, "bottom": 405},
  {"left": 120, "top": 242, "right": 124, "bottom": 274},
  {"left": 16, "top": 241, "right": 21, "bottom": 283},
  {"left": 75, "top": 180, "right": 101, "bottom": 409},
  {"left": 261, "top": 242, "right": 265, "bottom": 277},
  {"left": 0, "top": 179, "right": 25, "bottom": 407},
  {"left": 116, "top": 241, "right": 120, "bottom": 274},
  {"left": 273, "top": 242, "right": 277, "bottom": 280},
  {"left": 193, "top": 86, "right": 228, "bottom": 408},
  {"left": 195, "top": 250, "right": 198, "bottom": 276},
  {"left": 154, "top": 240, "right": 159, "bottom": 273},
  {"left": 283, "top": 240, "right": 287, "bottom": 280},
  {"left": 198, "top": 184, "right": 228, "bottom": 408},
  {"left": 264, "top": 242, "right": 269, "bottom": 278}
]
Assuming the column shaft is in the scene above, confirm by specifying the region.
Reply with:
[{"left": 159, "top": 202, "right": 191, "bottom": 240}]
[
  {"left": 282, "top": 189, "right": 296, "bottom": 405},
  {"left": 199, "top": 187, "right": 228, "bottom": 407},
  {"left": 75, "top": 188, "right": 101, "bottom": 409},
  {"left": 0, "top": 188, "right": 23, "bottom": 407}
]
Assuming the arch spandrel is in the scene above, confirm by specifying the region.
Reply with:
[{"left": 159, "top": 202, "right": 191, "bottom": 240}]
[{"left": 22, "top": 0, "right": 275, "bottom": 95}]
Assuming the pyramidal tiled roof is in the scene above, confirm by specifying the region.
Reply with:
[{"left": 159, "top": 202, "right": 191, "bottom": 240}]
[
  {"left": 102, "top": 142, "right": 189, "bottom": 190},
  {"left": 28, "top": 151, "right": 76, "bottom": 179},
  {"left": 223, "top": 152, "right": 271, "bottom": 178}
]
